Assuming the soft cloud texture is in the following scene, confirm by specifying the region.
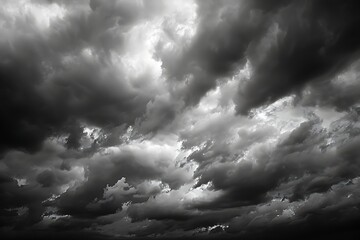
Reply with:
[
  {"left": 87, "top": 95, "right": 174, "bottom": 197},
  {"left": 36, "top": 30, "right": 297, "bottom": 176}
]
[{"left": 1, "top": 1, "right": 360, "bottom": 239}]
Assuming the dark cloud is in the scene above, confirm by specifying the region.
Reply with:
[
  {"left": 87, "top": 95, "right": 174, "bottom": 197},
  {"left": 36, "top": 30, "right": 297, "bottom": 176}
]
[
  {"left": 159, "top": 0, "right": 278, "bottom": 106},
  {"left": 2, "top": 0, "right": 360, "bottom": 239},
  {"left": 298, "top": 59, "right": 360, "bottom": 111},
  {"left": 0, "top": 0, "right": 165, "bottom": 153},
  {"left": 187, "top": 112, "right": 360, "bottom": 209},
  {"left": 0, "top": 177, "right": 49, "bottom": 227},
  {"left": 36, "top": 170, "right": 57, "bottom": 187},
  {"left": 56, "top": 142, "right": 191, "bottom": 219},
  {"left": 236, "top": 0, "right": 360, "bottom": 114},
  {"left": 158, "top": 0, "right": 360, "bottom": 114}
]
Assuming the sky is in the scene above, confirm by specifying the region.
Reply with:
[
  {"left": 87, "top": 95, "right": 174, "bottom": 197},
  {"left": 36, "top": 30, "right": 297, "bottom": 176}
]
[{"left": 1, "top": 0, "right": 360, "bottom": 239}]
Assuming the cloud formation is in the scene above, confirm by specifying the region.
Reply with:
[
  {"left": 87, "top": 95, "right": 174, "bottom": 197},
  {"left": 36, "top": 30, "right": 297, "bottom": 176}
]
[{"left": 1, "top": 0, "right": 360, "bottom": 239}]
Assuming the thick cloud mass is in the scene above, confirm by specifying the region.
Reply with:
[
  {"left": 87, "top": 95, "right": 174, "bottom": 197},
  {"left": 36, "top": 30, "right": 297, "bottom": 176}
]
[{"left": 1, "top": 1, "right": 360, "bottom": 239}]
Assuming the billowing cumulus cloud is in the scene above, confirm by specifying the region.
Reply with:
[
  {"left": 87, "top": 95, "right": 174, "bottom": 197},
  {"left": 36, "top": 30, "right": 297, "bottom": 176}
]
[{"left": 1, "top": 1, "right": 360, "bottom": 239}]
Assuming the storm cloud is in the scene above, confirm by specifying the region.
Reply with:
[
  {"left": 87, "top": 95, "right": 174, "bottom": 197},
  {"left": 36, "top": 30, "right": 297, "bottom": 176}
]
[{"left": 1, "top": 0, "right": 360, "bottom": 239}]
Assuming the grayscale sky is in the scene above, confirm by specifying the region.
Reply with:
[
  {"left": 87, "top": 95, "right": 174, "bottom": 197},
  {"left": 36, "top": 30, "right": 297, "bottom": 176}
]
[{"left": 1, "top": 1, "right": 360, "bottom": 239}]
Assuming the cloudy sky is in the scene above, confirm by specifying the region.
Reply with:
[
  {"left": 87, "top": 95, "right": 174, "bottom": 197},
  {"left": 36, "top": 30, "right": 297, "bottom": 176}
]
[{"left": 1, "top": 0, "right": 360, "bottom": 239}]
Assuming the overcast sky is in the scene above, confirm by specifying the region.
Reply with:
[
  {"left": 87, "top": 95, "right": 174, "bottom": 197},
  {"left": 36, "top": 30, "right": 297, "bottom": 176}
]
[{"left": 1, "top": 0, "right": 360, "bottom": 239}]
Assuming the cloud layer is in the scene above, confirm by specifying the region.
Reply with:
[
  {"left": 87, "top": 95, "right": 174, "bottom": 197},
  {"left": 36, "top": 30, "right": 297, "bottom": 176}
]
[{"left": 1, "top": 0, "right": 360, "bottom": 239}]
